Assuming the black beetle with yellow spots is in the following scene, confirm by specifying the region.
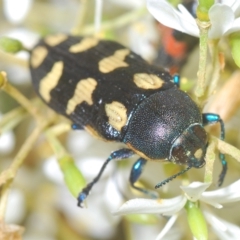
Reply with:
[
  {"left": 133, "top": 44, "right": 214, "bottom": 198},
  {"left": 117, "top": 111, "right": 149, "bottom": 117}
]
[{"left": 29, "top": 33, "right": 227, "bottom": 207}]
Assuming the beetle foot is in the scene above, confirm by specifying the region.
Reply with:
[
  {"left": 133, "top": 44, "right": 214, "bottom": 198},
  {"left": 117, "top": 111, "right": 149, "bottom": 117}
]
[{"left": 77, "top": 187, "right": 90, "bottom": 208}]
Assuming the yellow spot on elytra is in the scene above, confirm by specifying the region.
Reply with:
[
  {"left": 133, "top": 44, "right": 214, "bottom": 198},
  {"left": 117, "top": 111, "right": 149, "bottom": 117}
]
[
  {"left": 194, "top": 148, "right": 203, "bottom": 159},
  {"left": 105, "top": 101, "right": 127, "bottom": 131},
  {"left": 134, "top": 73, "right": 164, "bottom": 89},
  {"left": 39, "top": 61, "right": 63, "bottom": 102},
  {"left": 99, "top": 49, "right": 130, "bottom": 73},
  {"left": 31, "top": 46, "right": 48, "bottom": 68},
  {"left": 44, "top": 34, "right": 68, "bottom": 46},
  {"left": 69, "top": 37, "right": 99, "bottom": 53},
  {"left": 66, "top": 78, "right": 97, "bottom": 115}
]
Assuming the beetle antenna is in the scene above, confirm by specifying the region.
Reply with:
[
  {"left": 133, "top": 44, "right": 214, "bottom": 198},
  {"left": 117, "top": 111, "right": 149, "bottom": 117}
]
[{"left": 155, "top": 166, "right": 192, "bottom": 189}]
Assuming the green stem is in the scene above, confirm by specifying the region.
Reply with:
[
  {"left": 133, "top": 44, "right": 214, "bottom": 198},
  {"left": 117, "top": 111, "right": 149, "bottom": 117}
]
[
  {"left": 0, "top": 107, "right": 27, "bottom": 134},
  {"left": 0, "top": 120, "right": 51, "bottom": 186},
  {"left": 0, "top": 51, "right": 28, "bottom": 67},
  {"left": 204, "top": 137, "right": 216, "bottom": 184},
  {"left": 213, "top": 136, "right": 240, "bottom": 162},
  {"left": 44, "top": 125, "right": 85, "bottom": 197},
  {"left": 0, "top": 119, "right": 53, "bottom": 219},
  {"left": 0, "top": 181, "right": 11, "bottom": 221},
  {"left": 207, "top": 39, "right": 220, "bottom": 97},
  {"left": 0, "top": 72, "right": 43, "bottom": 123},
  {"left": 71, "top": 0, "right": 89, "bottom": 35},
  {"left": 77, "top": 7, "right": 147, "bottom": 35},
  {"left": 195, "top": 20, "right": 211, "bottom": 107},
  {"left": 44, "top": 123, "right": 72, "bottom": 162}
]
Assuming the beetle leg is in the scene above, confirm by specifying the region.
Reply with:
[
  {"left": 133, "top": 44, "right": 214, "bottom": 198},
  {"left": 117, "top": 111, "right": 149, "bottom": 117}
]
[
  {"left": 173, "top": 74, "right": 180, "bottom": 88},
  {"left": 77, "top": 148, "right": 135, "bottom": 207},
  {"left": 71, "top": 123, "right": 84, "bottom": 130},
  {"left": 129, "top": 158, "right": 158, "bottom": 198},
  {"left": 202, "top": 113, "right": 227, "bottom": 186}
]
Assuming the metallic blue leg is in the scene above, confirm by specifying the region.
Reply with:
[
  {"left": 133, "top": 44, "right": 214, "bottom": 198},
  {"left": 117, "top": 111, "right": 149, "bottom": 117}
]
[
  {"left": 202, "top": 113, "right": 227, "bottom": 186},
  {"left": 173, "top": 74, "right": 180, "bottom": 88},
  {"left": 129, "top": 158, "right": 158, "bottom": 198},
  {"left": 72, "top": 123, "right": 83, "bottom": 130},
  {"left": 77, "top": 148, "right": 135, "bottom": 207}
]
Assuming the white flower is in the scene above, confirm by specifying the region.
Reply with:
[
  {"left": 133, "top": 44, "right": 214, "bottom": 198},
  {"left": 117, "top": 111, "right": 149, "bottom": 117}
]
[
  {"left": 127, "top": 16, "right": 159, "bottom": 61},
  {"left": 3, "top": 0, "right": 32, "bottom": 24},
  {"left": 0, "top": 113, "right": 15, "bottom": 154},
  {"left": 114, "top": 180, "right": 240, "bottom": 239},
  {"left": 147, "top": 0, "right": 240, "bottom": 39},
  {"left": 5, "top": 189, "right": 25, "bottom": 224},
  {"left": 204, "top": 211, "right": 240, "bottom": 240}
]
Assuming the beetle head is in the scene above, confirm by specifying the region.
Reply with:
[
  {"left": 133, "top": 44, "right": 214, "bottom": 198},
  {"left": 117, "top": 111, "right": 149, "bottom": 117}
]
[{"left": 170, "top": 124, "right": 207, "bottom": 168}]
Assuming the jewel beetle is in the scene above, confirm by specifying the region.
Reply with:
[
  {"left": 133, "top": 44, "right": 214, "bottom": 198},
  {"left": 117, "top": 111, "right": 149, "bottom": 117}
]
[{"left": 29, "top": 34, "right": 227, "bottom": 207}]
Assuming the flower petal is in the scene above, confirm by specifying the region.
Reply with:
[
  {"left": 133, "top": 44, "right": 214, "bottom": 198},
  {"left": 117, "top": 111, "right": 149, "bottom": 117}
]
[
  {"left": 3, "top": 0, "right": 32, "bottom": 24},
  {"left": 178, "top": 3, "right": 196, "bottom": 21},
  {"left": 225, "top": 17, "right": 240, "bottom": 35},
  {"left": 205, "top": 211, "right": 240, "bottom": 239},
  {"left": 180, "top": 182, "right": 211, "bottom": 202},
  {"left": 155, "top": 214, "right": 178, "bottom": 240},
  {"left": 113, "top": 196, "right": 187, "bottom": 216},
  {"left": 201, "top": 179, "right": 240, "bottom": 207},
  {"left": 147, "top": 0, "right": 199, "bottom": 37},
  {"left": 221, "top": 0, "right": 240, "bottom": 15},
  {"left": 0, "top": 130, "right": 15, "bottom": 154},
  {"left": 6, "top": 189, "right": 26, "bottom": 223},
  {"left": 208, "top": 4, "right": 235, "bottom": 39},
  {"left": 233, "top": 2, "right": 240, "bottom": 18},
  {"left": 221, "top": 0, "right": 238, "bottom": 8}
]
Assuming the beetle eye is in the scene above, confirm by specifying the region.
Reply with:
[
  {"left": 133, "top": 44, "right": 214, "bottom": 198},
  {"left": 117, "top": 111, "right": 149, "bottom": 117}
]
[
  {"left": 171, "top": 143, "right": 205, "bottom": 168},
  {"left": 192, "top": 125, "right": 208, "bottom": 145},
  {"left": 170, "top": 124, "right": 207, "bottom": 168}
]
